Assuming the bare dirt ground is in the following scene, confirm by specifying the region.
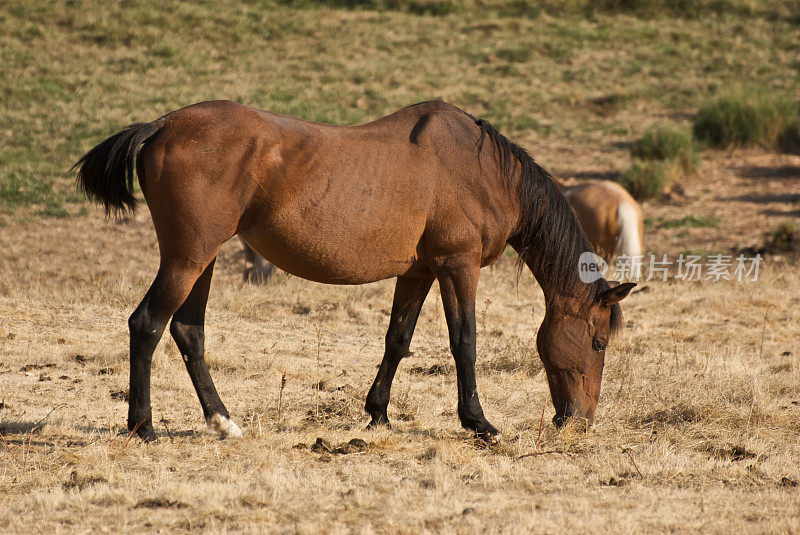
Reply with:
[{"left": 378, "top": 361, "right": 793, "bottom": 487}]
[{"left": 1, "top": 147, "right": 798, "bottom": 533}]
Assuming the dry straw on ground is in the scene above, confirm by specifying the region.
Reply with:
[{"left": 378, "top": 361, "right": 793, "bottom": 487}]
[{"left": 1, "top": 177, "right": 799, "bottom": 532}]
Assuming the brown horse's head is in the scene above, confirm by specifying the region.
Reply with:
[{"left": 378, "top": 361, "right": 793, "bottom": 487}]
[
  {"left": 537, "top": 281, "right": 635, "bottom": 428},
  {"left": 472, "top": 116, "right": 637, "bottom": 431}
]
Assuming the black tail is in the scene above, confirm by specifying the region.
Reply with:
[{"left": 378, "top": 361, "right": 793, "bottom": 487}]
[{"left": 72, "top": 122, "right": 162, "bottom": 217}]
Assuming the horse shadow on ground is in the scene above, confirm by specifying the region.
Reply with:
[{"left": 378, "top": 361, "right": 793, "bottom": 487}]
[
  {"left": 719, "top": 193, "right": 800, "bottom": 205},
  {"left": 762, "top": 208, "right": 800, "bottom": 217},
  {"left": 0, "top": 419, "right": 202, "bottom": 444},
  {"left": 566, "top": 170, "right": 622, "bottom": 181},
  {"left": 735, "top": 165, "right": 800, "bottom": 180}
]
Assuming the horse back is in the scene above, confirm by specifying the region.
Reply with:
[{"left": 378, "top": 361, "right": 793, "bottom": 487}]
[{"left": 137, "top": 100, "right": 518, "bottom": 283}]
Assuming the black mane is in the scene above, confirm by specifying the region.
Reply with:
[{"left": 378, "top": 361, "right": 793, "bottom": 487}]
[{"left": 469, "top": 116, "right": 620, "bottom": 328}]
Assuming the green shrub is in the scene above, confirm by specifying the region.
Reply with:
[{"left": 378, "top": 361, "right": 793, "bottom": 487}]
[
  {"left": 766, "top": 221, "right": 799, "bottom": 253},
  {"left": 693, "top": 90, "right": 798, "bottom": 149},
  {"left": 623, "top": 123, "right": 698, "bottom": 200},
  {"left": 778, "top": 120, "right": 800, "bottom": 154},
  {"left": 618, "top": 159, "right": 670, "bottom": 200},
  {"left": 632, "top": 124, "right": 699, "bottom": 174}
]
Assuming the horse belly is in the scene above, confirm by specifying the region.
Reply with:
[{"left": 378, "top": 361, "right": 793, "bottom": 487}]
[
  {"left": 240, "top": 206, "right": 426, "bottom": 285},
  {"left": 237, "top": 129, "right": 438, "bottom": 283}
]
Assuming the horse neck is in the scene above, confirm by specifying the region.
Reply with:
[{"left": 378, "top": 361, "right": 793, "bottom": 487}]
[
  {"left": 508, "top": 207, "right": 595, "bottom": 305},
  {"left": 519, "top": 251, "right": 594, "bottom": 307}
]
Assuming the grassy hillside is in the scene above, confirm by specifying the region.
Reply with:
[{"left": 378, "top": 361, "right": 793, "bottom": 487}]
[{"left": 1, "top": 0, "right": 799, "bottom": 222}]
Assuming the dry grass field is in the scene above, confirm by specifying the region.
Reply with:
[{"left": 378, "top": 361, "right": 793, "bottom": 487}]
[{"left": 2, "top": 1, "right": 800, "bottom": 533}]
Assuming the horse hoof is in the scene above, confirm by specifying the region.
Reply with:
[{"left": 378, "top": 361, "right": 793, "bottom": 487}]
[
  {"left": 464, "top": 419, "right": 499, "bottom": 440},
  {"left": 461, "top": 417, "right": 498, "bottom": 438},
  {"left": 365, "top": 417, "right": 391, "bottom": 431},
  {"left": 206, "top": 414, "right": 244, "bottom": 439},
  {"left": 475, "top": 431, "right": 502, "bottom": 445},
  {"left": 136, "top": 427, "right": 158, "bottom": 443}
]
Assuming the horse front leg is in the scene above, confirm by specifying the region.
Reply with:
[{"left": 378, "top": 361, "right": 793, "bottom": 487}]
[
  {"left": 365, "top": 274, "right": 434, "bottom": 428},
  {"left": 435, "top": 257, "right": 499, "bottom": 439}
]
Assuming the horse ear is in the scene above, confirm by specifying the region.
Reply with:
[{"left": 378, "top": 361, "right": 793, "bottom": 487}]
[{"left": 598, "top": 282, "right": 636, "bottom": 306}]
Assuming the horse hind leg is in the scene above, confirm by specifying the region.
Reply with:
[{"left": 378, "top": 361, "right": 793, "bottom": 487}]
[
  {"left": 128, "top": 153, "right": 243, "bottom": 440},
  {"left": 128, "top": 259, "right": 213, "bottom": 441},
  {"left": 168, "top": 257, "right": 242, "bottom": 438}
]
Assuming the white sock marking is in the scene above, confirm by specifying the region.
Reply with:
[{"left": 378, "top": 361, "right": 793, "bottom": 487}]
[{"left": 206, "top": 414, "right": 243, "bottom": 438}]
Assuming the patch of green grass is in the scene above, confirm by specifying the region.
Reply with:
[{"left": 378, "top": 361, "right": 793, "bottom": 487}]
[
  {"left": 0, "top": 171, "right": 52, "bottom": 208},
  {"left": 632, "top": 124, "right": 699, "bottom": 175},
  {"left": 36, "top": 204, "right": 70, "bottom": 218},
  {"left": 693, "top": 89, "right": 799, "bottom": 149},
  {"left": 1, "top": 0, "right": 799, "bottom": 223},
  {"left": 0, "top": 171, "right": 68, "bottom": 220},
  {"left": 618, "top": 159, "right": 670, "bottom": 200},
  {"left": 276, "top": 0, "right": 461, "bottom": 15},
  {"left": 494, "top": 46, "right": 533, "bottom": 64},
  {"left": 646, "top": 215, "right": 720, "bottom": 230}
]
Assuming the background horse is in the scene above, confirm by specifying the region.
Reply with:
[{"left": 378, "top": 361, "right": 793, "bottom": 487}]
[
  {"left": 74, "top": 100, "right": 634, "bottom": 441},
  {"left": 560, "top": 180, "right": 644, "bottom": 279},
  {"left": 241, "top": 237, "right": 276, "bottom": 282}
]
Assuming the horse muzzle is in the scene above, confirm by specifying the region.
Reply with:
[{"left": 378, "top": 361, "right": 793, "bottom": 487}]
[{"left": 552, "top": 402, "right": 594, "bottom": 430}]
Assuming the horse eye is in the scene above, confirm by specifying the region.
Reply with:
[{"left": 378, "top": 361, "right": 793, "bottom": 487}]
[{"left": 592, "top": 339, "right": 606, "bottom": 352}]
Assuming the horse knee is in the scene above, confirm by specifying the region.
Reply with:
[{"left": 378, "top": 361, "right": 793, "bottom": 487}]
[
  {"left": 385, "top": 329, "right": 413, "bottom": 358},
  {"left": 128, "top": 306, "right": 165, "bottom": 349}
]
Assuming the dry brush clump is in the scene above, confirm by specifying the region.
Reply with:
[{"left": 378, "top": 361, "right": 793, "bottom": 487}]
[
  {"left": 620, "top": 123, "right": 699, "bottom": 199},
  {"left": 693, "top": 89, "right": 799, "bottom": 150}
]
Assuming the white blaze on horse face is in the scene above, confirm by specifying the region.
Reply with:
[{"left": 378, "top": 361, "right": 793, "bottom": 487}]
[
  {"left": 206, "top": 414, "right": 244, "bottom": 438},
  {"left": 616, "top": 202, "right": 643, "bottom": 278}
]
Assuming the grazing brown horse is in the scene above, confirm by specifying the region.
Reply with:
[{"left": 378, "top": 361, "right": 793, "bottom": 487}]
[
  {"left": 74, "top": 100, "right": 634, "bottom": 441},
  {"left": 244, "top": 179, "right": 645, "bottom": 282},
  {"left": 559, "top": 180, "right": 644, "bottom": 261}
]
